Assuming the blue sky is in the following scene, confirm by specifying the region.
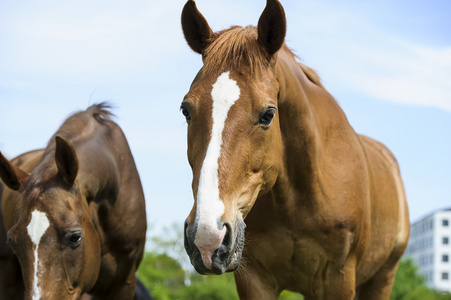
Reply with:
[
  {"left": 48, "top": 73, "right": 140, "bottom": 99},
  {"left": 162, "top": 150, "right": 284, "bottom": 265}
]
[{"left": 0, "top": 0, "right": 450, "bottom": 235}]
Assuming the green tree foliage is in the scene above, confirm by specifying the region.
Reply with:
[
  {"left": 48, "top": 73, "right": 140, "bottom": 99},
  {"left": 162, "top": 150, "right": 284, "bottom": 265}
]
[
  {"left": 137, "top": 251, "right": 239, "bottom": 300},
  {"left": 179, "top": 273, "right": 239, "bottom": 300},
  {"left": 137, "top": 252, "right": 186, "bottom": 300},
  {"left": 279, "top": 290, "right": 304, "bottom": 300},
  {"left": 390, "top": 258, "right": 430, "bottom": 300},
  {"left": 390, "top": 258, "right": 451, "bottom": 300}
]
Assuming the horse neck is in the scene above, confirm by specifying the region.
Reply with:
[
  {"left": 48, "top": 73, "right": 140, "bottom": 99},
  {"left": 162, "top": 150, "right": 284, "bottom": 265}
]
[
  {"left": 78, "top": 144, "right": 119, "bottom": 202},
  {"left": 275, "top": 50, "right": 318, "bottom": 187},
  {"left": 59, "top": 125, "right": 121, "bottom": 202},
  {"left": 274, "top": 47, "right": 352, "bottom": 197}
]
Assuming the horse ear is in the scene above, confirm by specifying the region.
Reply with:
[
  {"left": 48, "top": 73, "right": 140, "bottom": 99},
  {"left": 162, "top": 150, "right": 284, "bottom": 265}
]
[
  {"left": 0, "top": 152, "right": 29, "bottom": 191},
  {"left": 55, "top": 136, "right": 78, "bottom": 186},
  {"left": 181, "top": 0, "right": 213, "bottom": 54},
  {"left": 257, "top": 0, "right": 287, "bottom": 56}
]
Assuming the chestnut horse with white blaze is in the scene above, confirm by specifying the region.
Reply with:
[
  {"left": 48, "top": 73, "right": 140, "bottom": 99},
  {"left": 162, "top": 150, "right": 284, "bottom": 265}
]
[
  {"left": 180, "top": 1, "right": 409, "bottom": 299},
  {"left": 0, "top": 104, "right": 147, "bottom": 300}
]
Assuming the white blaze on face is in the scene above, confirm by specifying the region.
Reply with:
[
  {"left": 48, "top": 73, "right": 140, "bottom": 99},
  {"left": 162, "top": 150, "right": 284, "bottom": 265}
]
[
  {"left": 194, "top": 71, "right": 240, "bottom": 267},
  {"left": 27, "top": 210, "right": 50, "bottom": 300}
]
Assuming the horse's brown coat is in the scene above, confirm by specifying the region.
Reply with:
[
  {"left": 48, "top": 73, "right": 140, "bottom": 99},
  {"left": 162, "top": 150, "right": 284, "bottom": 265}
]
[
  {"left": 0, "top": 104, "right": 146, "bottom": 300},
  {"left": 181, "top": 1, "right": 410, "bottom": 299}
]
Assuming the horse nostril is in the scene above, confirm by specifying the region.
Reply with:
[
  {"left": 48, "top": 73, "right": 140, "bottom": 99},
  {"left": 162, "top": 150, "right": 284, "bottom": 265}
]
[
  {"left": 184, "top": 221, "right": 189, "bottom": 235},
  {"left": 221, "top": 222, "right": 233, "bottom": 249},
  {"left": 184, "top": 221, "right": 193, "bottom": 254}
]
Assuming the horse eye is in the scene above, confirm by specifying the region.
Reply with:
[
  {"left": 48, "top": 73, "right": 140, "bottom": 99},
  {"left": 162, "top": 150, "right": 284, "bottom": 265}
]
[
  {"left": 180, "top": 104, "right": 191, "bottom": 121},
  {"left": 259, "top": 108, "right": 276, "bottom": 125},
  {"left": 66, "top": 231, "right": 82, "bottom": 248}
]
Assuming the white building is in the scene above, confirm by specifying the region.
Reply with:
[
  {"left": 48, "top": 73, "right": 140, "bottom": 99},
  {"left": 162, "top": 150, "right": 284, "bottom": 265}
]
[{"left": 404, "top": 207, "right": 451, "bottom": 292}]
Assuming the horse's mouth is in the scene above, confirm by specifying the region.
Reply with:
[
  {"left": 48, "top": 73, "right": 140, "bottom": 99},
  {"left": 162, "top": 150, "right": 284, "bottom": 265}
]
[
  {"left": 185, "top": 220, "right": 245, "bottom": 275},
  {"left": 221, "top": 222, "right": 245, "bottom": 273},
  {"left": 231, "top": 250, "right": 238, "bottom": 265},
  {"left": 226, "top": 241, "right": 243, "bottom": 272},
  {"left": 226, "top": 248, "right": 241, "bottom": 272},
  {"left": 202, "top": 238, "right": 243, "bottom": 275}
]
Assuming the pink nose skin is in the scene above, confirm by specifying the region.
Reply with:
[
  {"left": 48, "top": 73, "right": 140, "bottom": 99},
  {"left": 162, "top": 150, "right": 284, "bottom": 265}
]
[{"left": 194, "top": 223, "right": 226, "bottom": 269}]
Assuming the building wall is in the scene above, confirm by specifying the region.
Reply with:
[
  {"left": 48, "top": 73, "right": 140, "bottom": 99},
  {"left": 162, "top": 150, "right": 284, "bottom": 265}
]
[
  {"left": 404, "top": 209, "right": 451, "bottom": 292},
  {"left": 433, "top": 211, "right": 451, "bottom": 291}
]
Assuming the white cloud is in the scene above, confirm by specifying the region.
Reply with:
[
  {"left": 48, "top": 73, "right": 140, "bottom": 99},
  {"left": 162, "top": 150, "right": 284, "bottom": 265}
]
[
  {"left": 0, "top": 1, "right": 189, "bottom": 78},
  {"left": 334, "top": 41, "right": 451, "bottom": 111}
]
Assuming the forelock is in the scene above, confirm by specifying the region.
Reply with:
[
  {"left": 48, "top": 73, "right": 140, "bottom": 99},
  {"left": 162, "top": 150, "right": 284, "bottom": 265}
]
[{"left": 202, "top": 26, "right": 270, "bottom": 75}]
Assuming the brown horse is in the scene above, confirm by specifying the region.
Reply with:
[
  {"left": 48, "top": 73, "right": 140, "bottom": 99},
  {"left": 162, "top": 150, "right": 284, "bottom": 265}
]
[
  {"left": 0, "top": 150, "right": 42, "bottom": 300},
  {"left": 0, "top": 104, "right": 147, "bottom": 300},
  {"left": 180, "top": 1, "right": 410, "bottom": 299}
]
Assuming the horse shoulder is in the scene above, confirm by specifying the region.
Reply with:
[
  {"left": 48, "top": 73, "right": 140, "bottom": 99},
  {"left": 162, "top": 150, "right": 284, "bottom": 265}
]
[
  {"left": 355, "top": 134, "right": 409, "bottom": 283},
  {"left": 85, "top": 121, "right": 146, "bottom": 273}
]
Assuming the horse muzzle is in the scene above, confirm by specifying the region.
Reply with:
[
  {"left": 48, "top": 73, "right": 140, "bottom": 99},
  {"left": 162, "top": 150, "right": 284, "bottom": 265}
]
[{"left": 184, "top": 220, "right": 245, "bottom": 275}]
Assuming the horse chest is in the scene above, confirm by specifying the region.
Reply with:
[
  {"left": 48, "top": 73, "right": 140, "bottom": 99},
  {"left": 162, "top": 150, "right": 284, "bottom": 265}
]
[
  {"left": 245, "top": 196, "right": 358, "bottom": 292},
  {"left": 244, "top": 223, "right": 344, "bottom": 293}
]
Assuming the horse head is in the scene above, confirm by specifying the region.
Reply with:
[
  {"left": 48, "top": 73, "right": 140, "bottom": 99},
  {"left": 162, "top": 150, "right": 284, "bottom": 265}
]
[
  {"left": 181, "top": 0, "right": 286, "bottom": 274},
  {"left": 0, "top": 136, "right": 101, "bottom": 300}
]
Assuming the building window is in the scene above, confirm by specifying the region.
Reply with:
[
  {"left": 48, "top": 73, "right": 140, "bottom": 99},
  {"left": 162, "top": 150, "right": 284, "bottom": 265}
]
[
  {"left": 443, "top": 219, "right": 449, "bottom": 227},
  {"left": 442, "top": 272, "right": 449, "bottom": 280},
  {"left": 443, "top": 254, "right": 449, "bottom": 262},
  {"left": 444, "top": 237, "right": 449, "bottom": 245}
]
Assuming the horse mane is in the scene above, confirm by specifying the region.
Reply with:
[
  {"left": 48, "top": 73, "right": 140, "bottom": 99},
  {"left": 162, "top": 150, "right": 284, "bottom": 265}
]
[
  {"left": 203, "top": 26, "right": 271, "bottom": 75},
  {"left": 202, "top": 26, "right": 323, "bottom": 88},
  {"left": 55, "top": 102, "right": 114, "bottom": 141},
  {"left": 19, "top": 103, "right": 114, "bottom": 203},
  {"left": 298, "top": 61, "right": 324, "bottom": 88}
]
